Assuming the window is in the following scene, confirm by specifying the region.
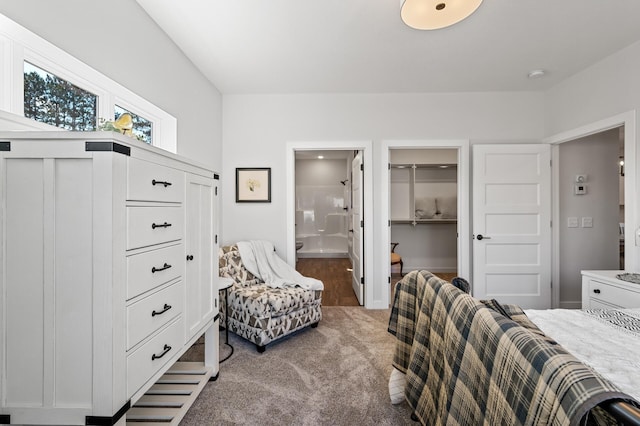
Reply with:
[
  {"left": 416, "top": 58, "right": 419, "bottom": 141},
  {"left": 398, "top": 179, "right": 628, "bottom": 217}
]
[
  {"left": 1, "top": 14, "right": 177, "bottom": 152},
  {"left": 24, "top": 62, "right": 97, "bottom": 131},
  {"left": 115, "top": 105, "right": 152, "bottom": 144}
]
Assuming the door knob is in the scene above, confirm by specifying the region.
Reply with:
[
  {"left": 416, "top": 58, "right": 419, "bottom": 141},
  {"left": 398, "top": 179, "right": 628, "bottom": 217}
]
[{"left": 476, "top": 234, "right": 491, "bottom": 240}]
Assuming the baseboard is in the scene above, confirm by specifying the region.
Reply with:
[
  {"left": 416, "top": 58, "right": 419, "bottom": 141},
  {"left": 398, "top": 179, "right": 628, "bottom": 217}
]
[{"left": 559, "top": 301, "right": 582, "bottom": 309}]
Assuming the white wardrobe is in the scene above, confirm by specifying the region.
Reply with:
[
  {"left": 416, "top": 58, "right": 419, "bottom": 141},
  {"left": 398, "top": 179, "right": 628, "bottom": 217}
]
[{"left": 0, "top": 132, "right": 219, "bottom": 425}]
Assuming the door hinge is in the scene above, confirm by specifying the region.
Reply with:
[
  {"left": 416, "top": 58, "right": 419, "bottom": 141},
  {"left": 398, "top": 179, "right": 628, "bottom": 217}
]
[
  {"left": 388, "top": 163, "right": 391, "bottom": 170},
  {"left": 360, "top": 220, "right": 364, "bottom": 228},
  {"left": 361, "top": 276, "right": 364, "bottom": 284},
  {"left": 215, "top": 235, "right": 218, "bottom": 244},
  {"left": 388, "top": 276, "right": 391, "bottom": 283},
  {"left": 360, "top": 163, "right": 364, "bottom": 171},
  {"left": 215, "top": 186, "right": 218, "bottom": 196},
  {"left": 388, "top": 220, "right": 391, "bottom": 227}
]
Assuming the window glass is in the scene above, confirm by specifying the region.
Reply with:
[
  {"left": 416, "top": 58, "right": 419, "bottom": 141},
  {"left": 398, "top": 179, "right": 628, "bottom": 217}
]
[
  {"left": 23, "top": 62, "right": 97, "bottom": 131},
  {"left": 114, "top": 105, "right": 153, "bottom": 144}
]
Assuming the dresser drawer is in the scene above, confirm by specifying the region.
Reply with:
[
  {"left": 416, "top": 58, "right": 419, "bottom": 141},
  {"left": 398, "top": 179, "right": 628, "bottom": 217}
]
[
  {"left": 589, "top": 279, "right": 640, "bottom": 308},
  {"left": 127, "top": 281, "right": 184, "bottom": 350},
  {"left": 128, "top": 158, "right": 184, "bottom": 203},
  {"left": 127, "top": 244, "right": 184, "bottom": 299},
  {"left": 127, "top": 206, "right": 183, "bottom": 250},
  {"left": 127, "top": 317, "right": 184, "bottom": 398}
]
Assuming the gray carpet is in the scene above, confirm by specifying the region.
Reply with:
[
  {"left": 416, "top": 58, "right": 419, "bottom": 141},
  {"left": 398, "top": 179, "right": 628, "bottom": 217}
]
[{"left": 179, "top": 306, "right": 415, "bottom": 425}]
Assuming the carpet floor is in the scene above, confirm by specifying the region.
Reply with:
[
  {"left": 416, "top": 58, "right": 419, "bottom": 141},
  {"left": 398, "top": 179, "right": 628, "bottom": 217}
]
[{"left": 178, "top": 306, "right": 415, "bottom": 425}]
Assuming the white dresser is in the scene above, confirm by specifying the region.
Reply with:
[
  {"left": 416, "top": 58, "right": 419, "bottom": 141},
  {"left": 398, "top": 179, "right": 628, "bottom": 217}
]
[
  {"left": 0, "top": 132, "right": 219, "bottom": 425},
  {"left": 581, "top": 270, "right": 640, "bottom": 309}
]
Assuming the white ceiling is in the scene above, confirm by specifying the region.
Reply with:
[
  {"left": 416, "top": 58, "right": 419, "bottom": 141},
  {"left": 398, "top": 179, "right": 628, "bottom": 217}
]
[{"left": 137, "top": 0, "right": 640, "bottom": 95}]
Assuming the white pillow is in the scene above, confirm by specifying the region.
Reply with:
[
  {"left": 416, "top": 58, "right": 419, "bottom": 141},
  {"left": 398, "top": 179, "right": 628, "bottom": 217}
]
[
  {"left": 415, "top": 197, "right": 437, "bottom": 219},
  {"left": 437, "top": 196, "right": 457, "bottom": 219},
  {"left": 388, "top": 367, "right": 406, "bottom": 404}
]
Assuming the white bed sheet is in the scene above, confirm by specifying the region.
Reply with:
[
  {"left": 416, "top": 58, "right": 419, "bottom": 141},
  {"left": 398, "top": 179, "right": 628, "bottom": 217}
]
[{"left": 525, "top": 308, "right": 640, "bottom": 401}]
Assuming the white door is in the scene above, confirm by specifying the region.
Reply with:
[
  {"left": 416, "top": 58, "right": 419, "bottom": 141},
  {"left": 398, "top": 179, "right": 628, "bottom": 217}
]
[
  {"left": 472, "top": 144, "right": 551, "bottom": 309},
  {"left": 185, "top": 173, "right": 215, "bottom": 339},
  {"left": 350, "top": 152, "right": 364, "bottom": 305}
]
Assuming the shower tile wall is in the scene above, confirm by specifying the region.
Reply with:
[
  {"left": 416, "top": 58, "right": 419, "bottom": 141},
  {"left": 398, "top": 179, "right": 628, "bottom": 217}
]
[{"left": 295, "top": 157, "right": 348, "bottom": 255}]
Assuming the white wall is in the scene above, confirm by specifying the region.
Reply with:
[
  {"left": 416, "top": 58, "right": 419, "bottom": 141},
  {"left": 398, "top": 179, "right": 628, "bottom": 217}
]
[
  {"left": 222, "top": 92, "right": 544, "bottom": 307},
  {"left": 0, "top": 0, "right": 222, "bottom": 171},
  {"left": 558, "top": 130, "right": 620, "bottom": 306}
]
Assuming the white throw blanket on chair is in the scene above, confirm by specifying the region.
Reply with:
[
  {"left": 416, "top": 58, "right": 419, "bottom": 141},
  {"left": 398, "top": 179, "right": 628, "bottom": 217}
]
[{"left": 237, "top": 240, "right": 324, "bottom": 291}]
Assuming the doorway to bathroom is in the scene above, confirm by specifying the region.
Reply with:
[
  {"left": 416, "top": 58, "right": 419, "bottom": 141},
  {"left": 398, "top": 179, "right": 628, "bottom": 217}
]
[{"left": 293, "top": 149, "right": 360, "bottom": 306}]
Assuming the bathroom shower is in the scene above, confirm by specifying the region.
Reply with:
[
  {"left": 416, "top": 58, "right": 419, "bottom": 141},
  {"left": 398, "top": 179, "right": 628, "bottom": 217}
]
[{"left": 295, "top": 153, "right": 349, "bottom": 257}]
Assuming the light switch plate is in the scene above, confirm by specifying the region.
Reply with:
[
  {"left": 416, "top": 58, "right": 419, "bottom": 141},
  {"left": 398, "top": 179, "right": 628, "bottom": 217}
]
[
  {"left": 582, "top": 217, "right": 593, "bottom": 228},
  {"left": 568, "top": 217, "right": 579, "bottom": 228}
]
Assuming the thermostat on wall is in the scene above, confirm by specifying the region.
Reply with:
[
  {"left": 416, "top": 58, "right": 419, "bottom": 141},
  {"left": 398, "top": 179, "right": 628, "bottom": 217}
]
[{"left": 574, "top": 184, "right": 587, "bottom": 195}]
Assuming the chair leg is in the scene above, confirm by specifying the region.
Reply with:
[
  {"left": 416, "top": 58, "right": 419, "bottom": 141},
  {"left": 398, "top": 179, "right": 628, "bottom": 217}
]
[
  {"left": 400, "top": 260, "right": 404, "bottom": 276},
  {"left": 256, "top": 344, "right": 266, "bottom": 353}
]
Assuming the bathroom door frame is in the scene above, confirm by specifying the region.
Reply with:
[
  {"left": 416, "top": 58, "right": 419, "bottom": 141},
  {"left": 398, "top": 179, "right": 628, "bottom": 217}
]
[{"left": 286, "top": 140, "right": 374, "bottom": 307}]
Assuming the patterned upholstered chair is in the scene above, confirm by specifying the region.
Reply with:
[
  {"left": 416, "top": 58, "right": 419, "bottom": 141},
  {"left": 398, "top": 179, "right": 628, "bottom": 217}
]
[{"left": 218, "top": 244, "right": 323, "bottom": 352}]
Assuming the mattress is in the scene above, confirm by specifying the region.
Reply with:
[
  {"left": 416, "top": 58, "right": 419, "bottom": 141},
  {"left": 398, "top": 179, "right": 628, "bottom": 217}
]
[{"left": 525, "top": 307, "right": 640, "bottom": 401}]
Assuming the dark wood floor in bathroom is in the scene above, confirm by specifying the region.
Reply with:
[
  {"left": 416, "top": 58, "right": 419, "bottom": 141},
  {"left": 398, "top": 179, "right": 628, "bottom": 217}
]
[
  {"left": 296, "top": 258, "right": 457, "bottom": 307},
  {"left": 296, "top": 258, "right": 360, "bottom": 306}
]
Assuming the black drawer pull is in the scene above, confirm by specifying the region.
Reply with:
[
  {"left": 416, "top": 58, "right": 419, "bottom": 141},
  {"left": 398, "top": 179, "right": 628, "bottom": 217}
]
[
  {"left": 151, "top": 222, "right": 172, "bottom": 229},
  {"left": 151, "top": 303, "right": 172, "bottom": 317},
  {"left": 593, "top": 289, "right": 601, "bottom": 294},
  {"left": 152, "top": 263, "right": 172, "bottom": 273},
  {"left": 186, "top": 254, "right": 194, "bottom": 261},
  {"left": 151, "top": 344, "right": 172, "bottom": 360},
  {"left": 152, "top": 179, "right": 172, "bottom": 188}
]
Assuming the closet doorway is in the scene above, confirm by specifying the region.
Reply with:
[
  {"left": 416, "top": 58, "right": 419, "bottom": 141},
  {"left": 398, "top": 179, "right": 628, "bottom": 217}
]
[
  {"left": 390, "top": 149, "right": 459, "bottom": 288},
  {"left": 382, "top": 140, "right": 471, "bottom": 308}
]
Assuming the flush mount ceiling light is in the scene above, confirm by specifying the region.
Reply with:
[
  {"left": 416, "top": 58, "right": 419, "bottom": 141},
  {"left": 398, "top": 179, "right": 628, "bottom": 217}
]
[
  {"left": 527, "top": 69, "right": 546, "bottom": 79},
  {"left": 400, "top": 0, "right": 483, "bottom": 30}
]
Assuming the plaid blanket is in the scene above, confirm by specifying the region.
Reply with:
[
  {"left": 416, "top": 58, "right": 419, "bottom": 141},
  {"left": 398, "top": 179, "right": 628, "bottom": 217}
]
[{"left": 388, "top": 270, "right": 635, "bottom": 426}]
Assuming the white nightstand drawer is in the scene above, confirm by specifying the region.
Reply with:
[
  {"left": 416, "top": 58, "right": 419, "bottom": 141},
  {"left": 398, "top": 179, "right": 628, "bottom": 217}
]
[
  {"left": 127, "top": 317, "right": 184, "bottom": 398},
  {"left": 128, "top": 158, "right": 184, "bottom": 203},
  {"left": 127, "top": 206, "right": 183, "bottom": 250},
  {"left": 127, "top": 281, "right": 184, "bottom": 350},
  {"left": 589, "top": 279, "right": 640, "bottom": 307},
  {"left": 127, "top": 244, "right": 184, "bottom": 299}
]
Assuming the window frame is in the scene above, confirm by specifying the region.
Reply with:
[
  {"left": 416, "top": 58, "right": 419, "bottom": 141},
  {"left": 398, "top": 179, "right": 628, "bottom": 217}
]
[{"left": 0, "top": 14, "right": 177, "bottom": 153}]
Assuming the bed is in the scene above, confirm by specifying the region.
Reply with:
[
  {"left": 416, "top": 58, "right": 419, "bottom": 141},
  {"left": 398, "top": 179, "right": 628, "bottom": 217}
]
[{"left": 388, "top": 270, "right": 640, "bottom": 425}]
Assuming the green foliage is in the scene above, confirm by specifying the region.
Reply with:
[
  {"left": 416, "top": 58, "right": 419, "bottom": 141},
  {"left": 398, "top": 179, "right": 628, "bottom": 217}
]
[{"left": 24, "top": 71, "right": 97, "bottom": 131}]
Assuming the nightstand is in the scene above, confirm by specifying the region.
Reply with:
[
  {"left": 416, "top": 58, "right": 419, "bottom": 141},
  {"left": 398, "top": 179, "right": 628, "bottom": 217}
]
[{"left": 581, "top": 270, "right": 640, "bottom": 309}]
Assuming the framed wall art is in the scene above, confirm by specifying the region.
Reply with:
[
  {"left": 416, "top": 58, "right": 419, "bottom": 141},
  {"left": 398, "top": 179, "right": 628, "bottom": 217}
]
[{"left": 236, "top": 167, "right": 271, "bottom": 202}]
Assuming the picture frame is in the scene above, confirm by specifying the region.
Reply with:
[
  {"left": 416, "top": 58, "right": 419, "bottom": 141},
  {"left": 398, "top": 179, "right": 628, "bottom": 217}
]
[{"left": 236, "top": 167, "right": 271, "bottom": 202}]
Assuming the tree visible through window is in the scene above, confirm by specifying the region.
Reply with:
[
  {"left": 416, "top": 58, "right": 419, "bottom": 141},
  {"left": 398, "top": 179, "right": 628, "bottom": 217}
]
[
  {"left": 115, "top": 105, "right": 152, "bottom": 144},
  {"left": 23, "top": 62, "right": 97, "bottom": 131}
]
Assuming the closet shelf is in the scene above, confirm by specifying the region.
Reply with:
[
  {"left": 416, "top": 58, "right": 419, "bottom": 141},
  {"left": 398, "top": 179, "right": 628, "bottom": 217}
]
[{"left": 391, "top": 219, "right": 457, "bottom": 225}]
